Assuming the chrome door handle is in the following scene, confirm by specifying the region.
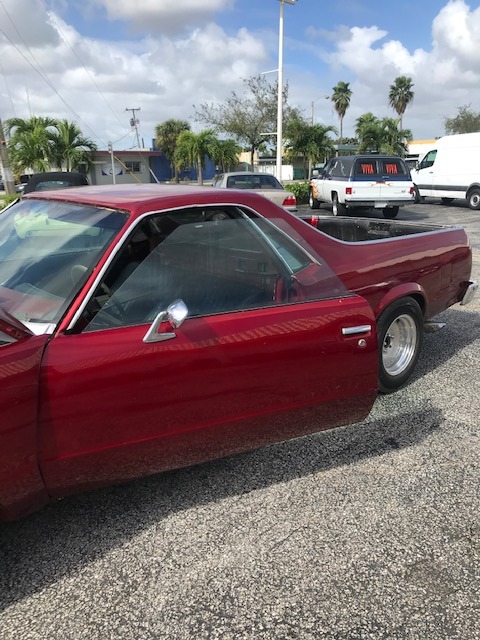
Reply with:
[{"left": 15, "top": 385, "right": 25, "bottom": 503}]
[{"left": 342, "top": 325, "right": 372, "bottom": 336}]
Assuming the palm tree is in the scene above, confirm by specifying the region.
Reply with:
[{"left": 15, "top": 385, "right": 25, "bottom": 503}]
[
  {"left": 388, "top": 76, "right": 414, "bottom": 129},
  {"left": 284, "top": 116, "right": 337, "bottom": 177},
  {"left": 210, "top": 138, "right": 241, "bottom": 173},
  {"left": 331, "top": 81, "right": 352, "bottom": 144},
  {"left": 155, "top": 119, "right": 191, "bottom": 182},
  {"left": 174, "top": 129, "right": 217, "bottom": 185},
  {"left": 50, "top": 119, "right": 97, "bottom": 172},
  {"left": 357, "top": 116, "right": 412, "bottom": 155},
  {"left": 355, "top": 112, "right": 379, "bottom": 139},
  {"left": 6, "top": 116, "right": 57, "bottom": 174}
]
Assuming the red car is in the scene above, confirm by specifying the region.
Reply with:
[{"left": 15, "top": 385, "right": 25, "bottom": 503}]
[{"left": 0, "top": 185, "right": 473, "bottom": 520}]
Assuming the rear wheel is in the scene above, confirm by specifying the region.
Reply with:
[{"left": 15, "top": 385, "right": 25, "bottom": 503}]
[
  {"left": 467, "top": 188, "right": 480, "bottom": 210},
  {"left": 441, "top": 197, "right": 454, "bottom": 205},
  {"left": 332, "top": 193, "right": 347, "bottom": 216},
  {"left": 377, "top": 297, "right": 423, "bottom": 393},
  {"left": 309, "top": 189, "right": 320, "bottom": 210},
  {"left": 413, "top": 185, "right": 423, "bottom": 204},
  {"left": 383, "top": 206, "right": 399, "bottom": 219}
]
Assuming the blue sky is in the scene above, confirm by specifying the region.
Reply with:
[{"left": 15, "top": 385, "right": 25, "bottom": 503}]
[{"left": 1, "top": 0, "right": 480, "bottom": 149}]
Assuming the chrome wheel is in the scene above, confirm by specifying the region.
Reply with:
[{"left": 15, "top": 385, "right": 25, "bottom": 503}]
[{"left": 382, "top": 313, "right": 418, "bottom": 376}]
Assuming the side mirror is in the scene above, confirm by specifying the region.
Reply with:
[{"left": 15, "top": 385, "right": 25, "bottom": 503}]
[
  {"left": 143, "top": 299, "right": 189, "bottom": 343},
  {"left": 311, "top": 169, "right": 319, "bottom": 178}
]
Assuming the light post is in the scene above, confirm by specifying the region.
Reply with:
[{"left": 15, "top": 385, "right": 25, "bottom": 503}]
[{"left": 276, "top": 0, "right": 297, "bottom": 181}]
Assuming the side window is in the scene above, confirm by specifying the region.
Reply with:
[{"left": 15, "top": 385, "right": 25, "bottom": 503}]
[
  {"left": 419, "top": 150, "right": 437, "bottom": 169},
  {"left": 79, "top": 209, "right": 287, "bottom": 332},
  {"left": 330, "top": 160, "right": 347, "bottom": 178},
  {"left": 79, "top": 207, "right": 348, "bottom": 333}
]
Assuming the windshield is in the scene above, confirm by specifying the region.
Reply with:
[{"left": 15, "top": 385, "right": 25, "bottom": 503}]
[{"left": 0, "top": 199, "right": 127, "bottom": 328}]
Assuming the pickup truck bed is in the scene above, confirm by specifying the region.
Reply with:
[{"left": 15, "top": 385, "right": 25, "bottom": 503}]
[{"left": 278, "top": 209, "right": 476, "bottom": 393}]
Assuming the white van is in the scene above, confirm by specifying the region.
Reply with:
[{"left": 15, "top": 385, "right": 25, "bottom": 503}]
[{"left": 411, "top": 132, "right": 480, "bottom": 209}]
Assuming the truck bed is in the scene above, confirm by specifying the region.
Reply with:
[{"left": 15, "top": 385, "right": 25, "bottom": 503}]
[{"left": 302, "top": 215, "right": 452, "bottom": 242}]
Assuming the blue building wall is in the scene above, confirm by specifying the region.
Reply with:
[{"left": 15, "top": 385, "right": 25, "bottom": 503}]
[{"left": 150, "top": 142, "right": 217, "bottom": 182}]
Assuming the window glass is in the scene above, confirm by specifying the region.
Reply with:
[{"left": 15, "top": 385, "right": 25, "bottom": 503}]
[
  {"left": 378, "top": 158, "right": 408, "bottom": 176},
  {"left": 124, "top": 161, "right": 141, "bottom": 173},
  {"left": 330, "top": 160, "right": 348, "bottom": 178},
  {"left": 354, "top": 160, "right": 376, "bottom": 176},
  {"left": 419, "top": 150, "right": 437, "bottom": 169},
  {"left": 81, "top": 206, "right": 348, "bottom": 332},
  {"left": 0, "top": 199, "right": 126, "bottom": 326}
]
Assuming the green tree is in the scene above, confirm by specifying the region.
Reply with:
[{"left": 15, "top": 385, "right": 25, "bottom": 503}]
[
  {"left": 6, "top": 116, "right": 96, "bottom": 176},
  {"left": 331, "top": 81, "right": 352, "bottom": 144},
  {"left": 284, "top": 115, "right": 337, "bottom": 177},
  {"left": 195, "top": 74, "right": 298, "bottom": 168},
  {"left": 50, "top": 119, "right": 97, "bottom": 172},
  {"left": 356, "top": 115, "right": 411, "bottom": 155},
  {"left": 5, "top": 116, "right": 57, "bottom": 174},
  {"left": 444, "top": 104, "right": 480, "bottom": 134},
  {"left": 174, "top": 129, "right": 217, "bottom": 185},
  {"left": 388, "top": 76, "right": 414, "bottom": 129},
  {"left": 154, "top": 118, "right": 191, "bottom": 182},
  {"left": 209, "top": 138, "right": 241, "bottom": 173}
]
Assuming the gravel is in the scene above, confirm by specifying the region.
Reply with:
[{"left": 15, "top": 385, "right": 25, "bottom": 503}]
[{"left": 0, "top": 200, "right": 479, "bottom": 640}]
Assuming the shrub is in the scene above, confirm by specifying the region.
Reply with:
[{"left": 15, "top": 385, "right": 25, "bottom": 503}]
[
  {"left": 1, "top": 193, "right": 21, "bottom": 210},
  {"left": 287, "top": 181, "right": 309, "bottom": 204}
]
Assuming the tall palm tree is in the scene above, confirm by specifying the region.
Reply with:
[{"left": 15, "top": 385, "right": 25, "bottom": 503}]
[
  {"left": 50, "top": 119, "right": 97, "bottom": 172},
  {"left": 388, "top": 76, "right": 414, "bottom": 129},
  {"left": 174, "top": 129, "right": 217, "bottom": 185},
  {"left": 5, "top": 116, "right": 57, "bottom": 175},
  {"left": 331, "top": 81, "right": 352, "bottom": 144},
  {"left": 155, "top": 119, "right": 191, "bottom": 182}
]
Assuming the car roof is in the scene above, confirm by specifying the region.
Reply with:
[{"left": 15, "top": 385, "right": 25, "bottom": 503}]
[{"left": 23, "top": 183, "right": 282, "bottom": 218}]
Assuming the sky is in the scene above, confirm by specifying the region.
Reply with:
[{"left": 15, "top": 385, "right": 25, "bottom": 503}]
[{"left": 1, "top": 0, "right": 480, "bottom": 151}]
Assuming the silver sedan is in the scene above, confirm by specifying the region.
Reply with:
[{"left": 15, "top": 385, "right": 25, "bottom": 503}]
[{"left": 212, "top": 171, "right": 297, "bottom": 212}]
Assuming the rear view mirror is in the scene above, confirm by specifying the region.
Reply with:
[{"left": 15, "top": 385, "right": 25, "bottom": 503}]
[{"left": 143, "top": 299, "right": 189, "bottom": 343}]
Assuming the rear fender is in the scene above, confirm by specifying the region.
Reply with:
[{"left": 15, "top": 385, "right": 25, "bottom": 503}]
[{"left": 374, "top": 283, "right": 426, "bottom": 319}]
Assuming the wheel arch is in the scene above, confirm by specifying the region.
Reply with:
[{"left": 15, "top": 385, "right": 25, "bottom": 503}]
[
  {"left": 374, "top": 284, "right": 426, "bottom": 320},
  {"left": 466, "top": 183, "right": 480, "bottom": 198}
]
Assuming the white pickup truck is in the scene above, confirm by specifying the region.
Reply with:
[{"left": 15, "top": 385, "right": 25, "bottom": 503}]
[{"left": 309, "top": 154, "right": 415, "bottom": 219}]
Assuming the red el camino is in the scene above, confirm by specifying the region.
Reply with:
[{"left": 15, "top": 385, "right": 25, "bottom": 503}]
[{"left": 0, "top": 185, "right": 474, "bottom": 520}]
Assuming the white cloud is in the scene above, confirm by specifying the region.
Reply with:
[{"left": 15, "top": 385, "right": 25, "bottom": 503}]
[
  {"left": 0, "top": 0, "right": 267, "bottom": 147},
  {"left": 303, "top": 0, "right": 480, "bottom": 138},
  {"left": 91, "top": 0, "right": 235, "bottom": 34}
]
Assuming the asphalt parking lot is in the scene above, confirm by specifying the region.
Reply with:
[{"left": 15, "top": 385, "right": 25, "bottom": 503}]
[{"left": 0, "top": 199, "right": 479, "bottom": 640}]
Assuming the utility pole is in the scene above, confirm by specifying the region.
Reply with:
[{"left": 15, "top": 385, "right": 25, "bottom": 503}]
[
  {"left": 0, "top": 118, "right": 15, "bottom": 196},
  {"left": 126, "top": 107, "right": 141, "bottom": 149}
]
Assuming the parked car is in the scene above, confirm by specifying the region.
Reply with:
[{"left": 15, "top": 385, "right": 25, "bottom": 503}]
[
  {"left": 212, "top": 171, "right": 297, "bottom": 212},
  {"left": 22, "top": 171, "right": 89, "bottom": 195},
  {"left": 0, "top": 185, "right": 475, "bottom": 520},
  {"left": 309, "top": 155, "right": 415, "bottom": 218}
]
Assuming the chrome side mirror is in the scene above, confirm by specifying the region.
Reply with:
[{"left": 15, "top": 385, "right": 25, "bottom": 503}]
[{"left": 143, "top": 299, "right": 189, "bottom": 343}]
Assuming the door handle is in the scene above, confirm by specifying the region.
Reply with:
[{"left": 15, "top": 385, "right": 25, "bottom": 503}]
[{"left": 342, "top": 324, "right": 372, "bottom": 336}]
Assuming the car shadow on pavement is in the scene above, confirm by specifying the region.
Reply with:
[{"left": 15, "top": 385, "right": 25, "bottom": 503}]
[
  {"left": 0, "top": 306, "right": 478, "bottom": 611},
  {"left": 0, "top": 399, "right": 443, "bottom": 612}
]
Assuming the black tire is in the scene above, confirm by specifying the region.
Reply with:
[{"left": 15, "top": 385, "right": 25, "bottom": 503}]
[
  {"left": 383, "top": 206, "right": 399, "bottom": 219},
  {"left": 377, "top": 297, "right": 423, "bottom": 393},
  {"left": 332, "top": 193, "right": 347, "bottom": 216},
  {"left": 467, "top": 188, "right": 480, "bottom": 210},
  {"left": 309, "top": 188, "right": 320, "bottom": 210},
  {"left": 441, "top": 198, "right": 454, "bottom": 205},
  {"left": 413, "top": 185, "right": 423, "bottom": 204}
]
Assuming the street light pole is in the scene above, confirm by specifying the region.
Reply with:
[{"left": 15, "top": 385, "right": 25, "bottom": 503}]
[
  {"left": 308, "top": 94, "right": 330, "bottom": 178},
  {"left": 276, "top": 0, "right": 296, "bottom": 182}
]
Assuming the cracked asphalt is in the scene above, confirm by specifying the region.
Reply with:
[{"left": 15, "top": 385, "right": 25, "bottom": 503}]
[{"left": 0, "top": 199, "right": 479, "bottom": 640}]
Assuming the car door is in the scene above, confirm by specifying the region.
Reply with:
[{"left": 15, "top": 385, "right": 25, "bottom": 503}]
[
  {"left": 37, "top": 207, "right": 378, "bottom": 496},
  {"left": 0, "top": 324, "right": 50, "bottom": 518},
  {"left": 414, "top": 150, "right": 437, "bottom": 197}
]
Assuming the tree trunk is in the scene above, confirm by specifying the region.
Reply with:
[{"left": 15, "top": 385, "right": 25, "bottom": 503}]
[
  {"left": 250, "top": 146, "right": 255, "bottom": 171},
  {"left": 197, "top": 156, "right": 203, "bottom": 185}
]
